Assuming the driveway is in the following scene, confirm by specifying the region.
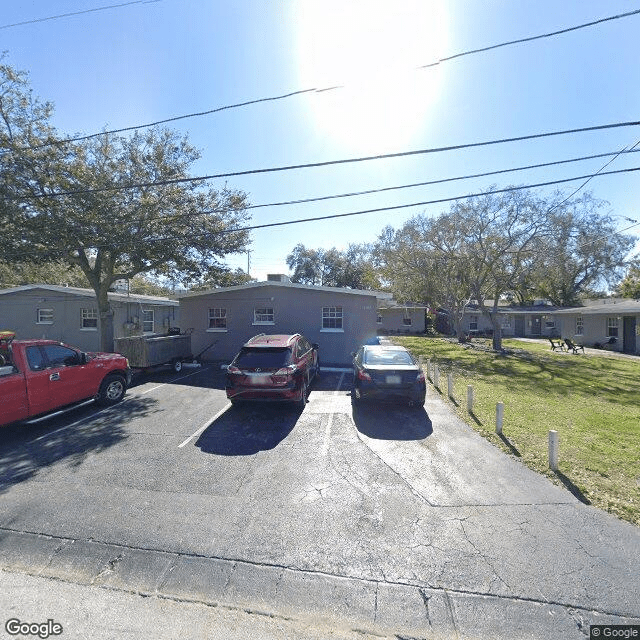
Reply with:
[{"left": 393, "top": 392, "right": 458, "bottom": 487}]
[{"left": 0, "top": 365, "right": 638, "bottom": 639}]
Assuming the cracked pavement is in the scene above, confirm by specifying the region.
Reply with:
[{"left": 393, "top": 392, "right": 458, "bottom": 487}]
[{"left": 0, "top": 366, "right": 638, "bottom": 639}]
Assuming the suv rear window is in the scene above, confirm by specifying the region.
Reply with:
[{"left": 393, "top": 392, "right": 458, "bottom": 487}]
[
  {"left": 234, "top": 347, "right": 292, "bottom": 369},
  {"left": 364, "top": 350, "right": 414, "bottom": 366}
]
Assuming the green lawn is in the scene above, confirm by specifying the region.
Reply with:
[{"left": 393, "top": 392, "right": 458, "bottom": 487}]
[{"left": 395, "top": 336, "right": 640, "bottom": 527}]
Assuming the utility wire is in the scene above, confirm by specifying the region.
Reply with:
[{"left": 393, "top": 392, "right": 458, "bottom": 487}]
[
  {"left": 4, "top": 166, "right": 639, "bottom": 260},
  {"left": 0, "top": 0, "right": 161, "bottom": 30},
  {"left": 15, "top": 120, "right": 640, "bottom": 200},
  {"left": 8, "top": 7, "right": 640, "bottom": 150}
]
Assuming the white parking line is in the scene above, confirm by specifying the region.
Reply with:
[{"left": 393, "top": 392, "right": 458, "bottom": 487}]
[
  {"left": 178, "top": 402, "right": 231, "bottom": 448},
  {"left": 321, "top": 371, "right": 345, "bottom": 458}
]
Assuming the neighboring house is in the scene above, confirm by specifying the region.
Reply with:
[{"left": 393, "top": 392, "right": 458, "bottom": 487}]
[
  {"left": 461, "top": 302, "right": 561, "bottom": 338},
  {"left": 551, "top": 298, "right": 639, "bottom": 354},
  {"left": 0, "top": 284, "right": 179, "bottom": 352},
  {"left": 376, "top": 299, "right": 427, "bottom": 334},
  {"left": 178, "top": 277, "right": 381, "bottom": 366}
]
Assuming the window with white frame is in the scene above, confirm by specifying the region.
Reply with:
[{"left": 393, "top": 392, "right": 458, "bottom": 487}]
[
  {"left": 81, "top": 308, "right": 98, "bottom": 329},
  {"left": 322, "top": 306, "right": 343, "bottom": 330},
  {"left": 575, "top": 316, "right": 584, "bottom": 336},
  {"left": 208, "top": 308, "right": 227, "bottom": 330},
  {"left": 501, "top": 314, "right": 512, "bottom": 329},
  {"left": 37, "top": 308, "right": 54, "bottom": 324},
  {"left": 469, "top": 315, "right": 478, "bottom": 331},
  {"left": 253, "top": 307, "right": 274, "bottom": 324},
  {"left": 376, "top": 314, "right": 383, "bottom": 324},
  {"left": 545, "top": 317, "right": 555, "bottom": 330},
  {"left": 402, "top": 317, "right": 412, "bottom": 326},
  {"left": 607, "top": 317, "right": 619, "bottom": 337},
  {"left": 142, "top": 310, "right": 154, "bottom": 333}
]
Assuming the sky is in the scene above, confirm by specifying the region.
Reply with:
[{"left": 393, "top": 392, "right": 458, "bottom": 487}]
[{"left": 2, "top": 0, "right": 640, "bottom": 282}]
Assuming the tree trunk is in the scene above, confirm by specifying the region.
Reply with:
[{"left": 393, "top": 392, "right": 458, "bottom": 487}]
[
  {"left": 491, "top": 314, "right": 503, "bottom": 351},
  {"left": 97, "top": 285, "right": 113, "bottom": 352}
]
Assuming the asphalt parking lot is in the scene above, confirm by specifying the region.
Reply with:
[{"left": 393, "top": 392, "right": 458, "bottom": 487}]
[{"left": 1, "top": 364, "right": 639, "bottom": 639}]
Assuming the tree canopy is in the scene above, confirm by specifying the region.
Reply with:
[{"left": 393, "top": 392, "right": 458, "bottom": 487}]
[{"left": 1, "top": 58, "right": 251, "bottom": 349}]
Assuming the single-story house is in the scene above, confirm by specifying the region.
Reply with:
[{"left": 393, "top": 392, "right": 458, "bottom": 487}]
[
  {"left": 178, "top": 277, "right": 382, "bottom": 366},
  {"left": 0, "top": 284, "right": 179, "bottom": 352},
  {"left": 376, "top": 299, "right": 427, "bottom": 334},
  {"left": 551, "top": 298, "right": 639, "bottom": 354},
  {"left": 460, "top": 298, "right": 640, "bottom": 354}
]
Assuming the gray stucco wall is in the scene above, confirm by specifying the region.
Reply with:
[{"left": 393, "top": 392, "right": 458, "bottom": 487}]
[
  {"left": 0, "top": 288, "right": 179, "bottom": 352},
  {"left": 378, "top": 308, "right": 426, "bottom": 333},
  {"left": 179, "top": 285, "right": 378, "bottom": 366}
]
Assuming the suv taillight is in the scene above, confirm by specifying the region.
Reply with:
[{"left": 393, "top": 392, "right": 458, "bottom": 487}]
[
  {"left": 357, "top": 370, "right": 372, "bottom": 381},
  {"left": 227, "top": 365, "right": 241, "bottom": 375}
]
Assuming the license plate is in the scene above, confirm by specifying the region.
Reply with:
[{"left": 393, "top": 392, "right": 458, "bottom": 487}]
[
  {"left": 249, "top": 375, "right": 270, "bottom": 385},
  {"left": 385, "top": 375, "right": 402, "bottom": 385}
]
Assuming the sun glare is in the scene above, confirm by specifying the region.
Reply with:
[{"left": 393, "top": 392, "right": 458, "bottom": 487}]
[{"left": 294, "top": 0, "right": 447, "bottom": 154}]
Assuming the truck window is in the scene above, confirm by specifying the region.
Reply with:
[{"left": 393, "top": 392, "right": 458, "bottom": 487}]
[
  {"left": 26, "top": 346, "right": 46, "bottom": 371},
  {"left": 43, "top": 345, "right": 81, "bottom": 367}
]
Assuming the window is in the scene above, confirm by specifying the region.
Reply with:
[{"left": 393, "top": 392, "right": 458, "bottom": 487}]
[
  {"left": 81, "top": 308, "right": 98, "bottom": 329},
  {"left": 469, "top": 315, "right": 478, "bottom": 331},
  {"left": 253, "top": 307, "right": 274, "bottom": 324},
  {"left": 607, "top": 317, "right": 619, "bottom": 337},
  {"left": 322, "top": 306, "right": 343, "bottom": 330},
  {"left": 142, "top": 310, "right": 154, "bottom": 333},
  {"left": 208, "top": 308, "right": 227, "bottom": 330},
  {"left": 37, "top": 308, "right": 54, "bottom": 324},
  {"left": 43, "top": 345, "right": 80, "bottom": 367},
  {"left": 575, "top": 316, "right": 584, "bottom": 336},
  {"left": 545, "top": 318, "right": 555, "bottom": 330},
  {"left": 501, "top": 315, "right": 512, "bottom": 329},
  {"left": 376, "top": 315, "right": 383, "bottom": 324},
  {"left": 402, "top": 317, "right": 412, "bottom": 326},
  {"left": 26, "top": 346, "right": 45, "bottom": 371}
]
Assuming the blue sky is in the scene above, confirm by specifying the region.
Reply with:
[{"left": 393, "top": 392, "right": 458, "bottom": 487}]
[{"left": 3, "top": 0, "right": 640, "bottom": 281}]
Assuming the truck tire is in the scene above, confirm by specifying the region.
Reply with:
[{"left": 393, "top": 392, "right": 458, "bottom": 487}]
[{"left": 96, "top": 374, "right": 127, "bottom": 406}]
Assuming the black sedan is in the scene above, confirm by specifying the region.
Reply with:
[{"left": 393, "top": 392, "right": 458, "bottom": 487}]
[{"left": 351, "top": 344, "right": 426, "bottom": 406}]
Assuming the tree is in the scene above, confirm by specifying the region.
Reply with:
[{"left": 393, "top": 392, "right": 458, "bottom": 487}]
[
  {"left": 2, "top": 60, "right": 251, "bottom": 350},
  {"left": 529, "top": 193, "right": 635, "bottom": 306},
  {"left": 0, "top": 259, "right": 90, "bottom": 288},
  {"left": 615, "top": 261, "right": 640, "bottom": 299},
  {"left": 286, "top": 243, "right": 381, "bottom": 289}
]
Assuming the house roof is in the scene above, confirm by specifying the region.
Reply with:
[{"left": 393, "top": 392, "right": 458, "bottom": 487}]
[
  {"left": 178, "top": 280, "right": 388, "bottom": 300},
  {"left": 0, "top": 284, "right": 178, "bottom": 307},
  {"left": 551, "top": 299, "right": 640, "bottom": 315}
]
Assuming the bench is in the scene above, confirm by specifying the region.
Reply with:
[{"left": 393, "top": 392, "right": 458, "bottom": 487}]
[
  {"left": 548, "top": 337, "right": 564, "bottom": 351},
  {"left": 564, "top": 338, "right": 585, "bottom": 354}
]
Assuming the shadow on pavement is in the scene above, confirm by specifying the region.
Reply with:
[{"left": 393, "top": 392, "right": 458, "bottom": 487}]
[
  {"left": 195, "top": 402, "right": 300, "bottom": 456},
  {"left": 0, "top": 396, "right": 157, "bottom": 494},
  {"left": 351, "top": 400, "right": 433, "bottom": 440}
]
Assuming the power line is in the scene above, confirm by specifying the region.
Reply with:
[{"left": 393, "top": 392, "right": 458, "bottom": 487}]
[
  {"left": 15, "top": 120, "right": 640, "bottom": 200},
  {"left": 8, "top": 7, "right": 640, "bottom": 150},
  {"left": 4, "top": 166, "right": 639, "bottom": 260},
  {"left": 419, "top": 7, "right": 640, "bottom": 68},
  {"left": 0, "top": 0, "right": 162, "bottom": 30}
]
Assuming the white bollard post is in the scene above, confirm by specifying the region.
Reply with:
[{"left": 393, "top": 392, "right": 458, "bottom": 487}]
[
  {"left": 549, "top": 430, "right": 559, "bottom": 471},
  {"left": 496, "top": 402, "right": 504, "bottom": 435},
  {"left": 448, "top": 373, "right": 454, "bottom": 399},
  {"left": 467, "top": 385, "right": 474, "bottom": 412},
  {"left": 434, "top": 364, "right": 440, "bottom": 390}
]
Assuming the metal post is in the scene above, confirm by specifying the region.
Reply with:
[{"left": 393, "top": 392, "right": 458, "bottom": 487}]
[
  {"left": 549, "top": 430, "right": 559, "bottom": 471},
  {"left": 496, "top": 402, "right": 504, "bottom": 435},
  {"left": 448, "top": 373, "right": 454, "bottom": 399},
  {"left": 467, "top": 385, "right": 474, "bottom": 412}
]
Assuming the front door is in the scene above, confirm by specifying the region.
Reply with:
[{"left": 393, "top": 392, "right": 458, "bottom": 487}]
[
  {"left": 515, "top": 316, "right": 525, "bottom": 337},
  {"left": 530, "top": 315, "right": 542, "bottom": 336},
  {"left": 623, "top": 316, "right": 636, "bottom": 354}
]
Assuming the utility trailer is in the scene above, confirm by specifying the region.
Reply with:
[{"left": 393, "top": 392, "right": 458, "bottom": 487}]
[{"left": 114, "top": 332, "right": 193, "bottom": 373}]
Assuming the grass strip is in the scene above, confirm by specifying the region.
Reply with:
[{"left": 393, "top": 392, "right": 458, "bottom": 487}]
[{"left": 395, "top": 336, "right": 640, "bottom": 526}]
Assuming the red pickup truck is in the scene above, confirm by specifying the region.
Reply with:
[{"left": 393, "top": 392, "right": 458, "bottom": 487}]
[{"left": 0, "top": 333, "right": 132, "bottom": 427}]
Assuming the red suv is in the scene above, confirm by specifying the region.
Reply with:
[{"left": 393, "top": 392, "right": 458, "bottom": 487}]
[{"left": 225, "top": 334, "right": 320, "bottom": 407}]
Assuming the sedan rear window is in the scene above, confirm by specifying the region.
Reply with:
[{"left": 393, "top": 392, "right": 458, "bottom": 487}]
[
  {"left": 234, "top": 347, "right": 292, "bottom": 369},
  {"left": 364, "top": 350, "right": 414, "bottom": 366}
]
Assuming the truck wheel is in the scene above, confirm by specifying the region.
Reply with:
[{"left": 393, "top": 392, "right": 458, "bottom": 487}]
[{"left": 96, "top": 374, "right": 126, "bottom": 406}]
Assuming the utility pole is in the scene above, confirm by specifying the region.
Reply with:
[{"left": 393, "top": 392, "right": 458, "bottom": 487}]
[{"left": 247, "top": 250, "right": 252, "bottom": 278}]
